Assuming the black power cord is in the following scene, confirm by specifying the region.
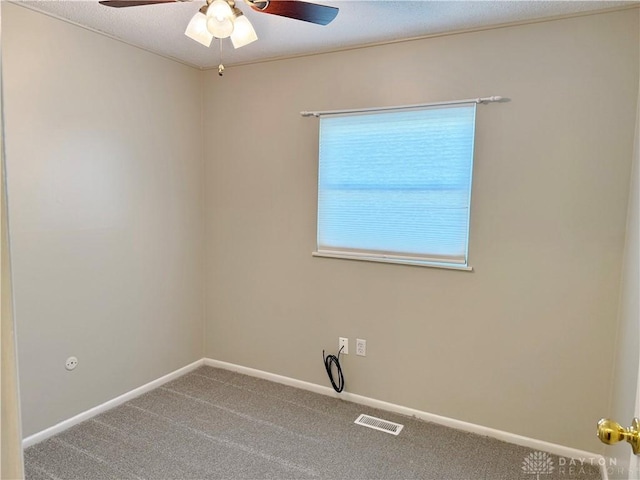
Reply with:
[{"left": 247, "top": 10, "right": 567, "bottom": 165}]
[{"left": 322, "top": 346, "right": 345, "bottom": 393}]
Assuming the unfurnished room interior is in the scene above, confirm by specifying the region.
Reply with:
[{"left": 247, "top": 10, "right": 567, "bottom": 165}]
[{"left": 0, "top": 1, "right": 639, "bottom": 479}]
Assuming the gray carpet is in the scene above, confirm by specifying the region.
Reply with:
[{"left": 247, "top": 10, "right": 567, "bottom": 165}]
[{"left": 24, "top": 366, "right": 601, "bottom": 480}]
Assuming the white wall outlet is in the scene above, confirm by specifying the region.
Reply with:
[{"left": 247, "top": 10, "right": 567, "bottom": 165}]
[
  {"left": 339, "top": 337, "right": 348, "bottom": 355},
  {"left": 356, "top": 338, "right": 366, "bottom": 356},
  {"left": 65, "top": 356, "right": 78, "bottom": 371}
]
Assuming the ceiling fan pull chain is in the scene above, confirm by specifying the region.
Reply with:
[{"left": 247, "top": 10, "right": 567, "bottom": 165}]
[
  {"left": 218, "top": 38, "right": 224, "bottom": 76},
  {"left": 218, "top": 38, "right": 225, "bottom": 76}
]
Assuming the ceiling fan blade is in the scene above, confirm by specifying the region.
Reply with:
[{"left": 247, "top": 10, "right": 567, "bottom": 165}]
[
  {"left": 250, "top": 1, "right": 338, "bottom": 26},
  {"left": 99, "top": 0, "right": 179, "bottom": 7}
]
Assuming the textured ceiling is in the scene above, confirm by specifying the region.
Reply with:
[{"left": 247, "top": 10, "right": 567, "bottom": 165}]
[{"left": 13, "top": 0, "right": 639, "bottom": 69}]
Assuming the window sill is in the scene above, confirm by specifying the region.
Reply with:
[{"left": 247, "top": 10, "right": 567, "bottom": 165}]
[{"left": 312, "top": 251, "right": 473, "bottom": 271}]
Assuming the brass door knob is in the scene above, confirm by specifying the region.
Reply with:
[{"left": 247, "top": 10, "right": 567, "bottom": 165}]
[{"left": 597, "top": 418, "right": 640, "bottom": 455}]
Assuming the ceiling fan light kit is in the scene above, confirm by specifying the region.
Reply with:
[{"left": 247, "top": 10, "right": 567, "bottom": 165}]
[
  {"left": 100, "top": 0, "right": 338, "bottom": 75},
  {"left": 184, "top": 0, "right": 257, "bottom": 46}
]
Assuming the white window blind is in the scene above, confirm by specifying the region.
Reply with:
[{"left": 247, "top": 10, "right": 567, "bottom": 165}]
[{"left": 316, "top": 103, "right": 477, "bottom": 267}]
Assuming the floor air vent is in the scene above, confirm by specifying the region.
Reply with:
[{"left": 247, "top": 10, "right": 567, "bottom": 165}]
[{"left": 354, "top": 414, "right": 404, "bottom": 435}]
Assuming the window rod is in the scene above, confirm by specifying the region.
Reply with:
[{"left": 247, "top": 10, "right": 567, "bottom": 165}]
[{"left": 300, "top": 96, "right": 504, "bottom": 118}]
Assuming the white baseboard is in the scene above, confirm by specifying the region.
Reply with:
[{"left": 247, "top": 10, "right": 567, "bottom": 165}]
[
  {"left": 22, "top": 359, "right": 204, "bottom": 448},
  {"left": 22, "top": 356, "right": 609, "bottom": 480},
  {"left": 203, "top": 358, "right": 609, "bottom": 480}
]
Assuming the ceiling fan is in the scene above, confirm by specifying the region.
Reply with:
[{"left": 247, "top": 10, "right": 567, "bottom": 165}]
[{"left": 99, "top": 0, "right": 339, "bottom": 73}]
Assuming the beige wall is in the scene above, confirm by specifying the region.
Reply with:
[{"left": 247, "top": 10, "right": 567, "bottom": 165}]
[
  {"left": 2, "top": 3, "right": 204, "bottom": 437},
  {"left": 608, "top": 33, "right": 640, "bottom": 478},
  {"left": 3, "top": 1, "right": 639, "bottom": 456},
  {"left": 203, "top": 9, "right": 639, "bottom": 452},
  {"left": 2, "top": 125, "right": 24, "bottom": 480},
  {"left": 1, "top": 3, "right": 25, "bottom": 474}
]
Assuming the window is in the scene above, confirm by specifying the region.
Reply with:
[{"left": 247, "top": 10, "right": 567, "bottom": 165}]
[{"left": 314, "top": 103, "right": 477, "bottom": 269}]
